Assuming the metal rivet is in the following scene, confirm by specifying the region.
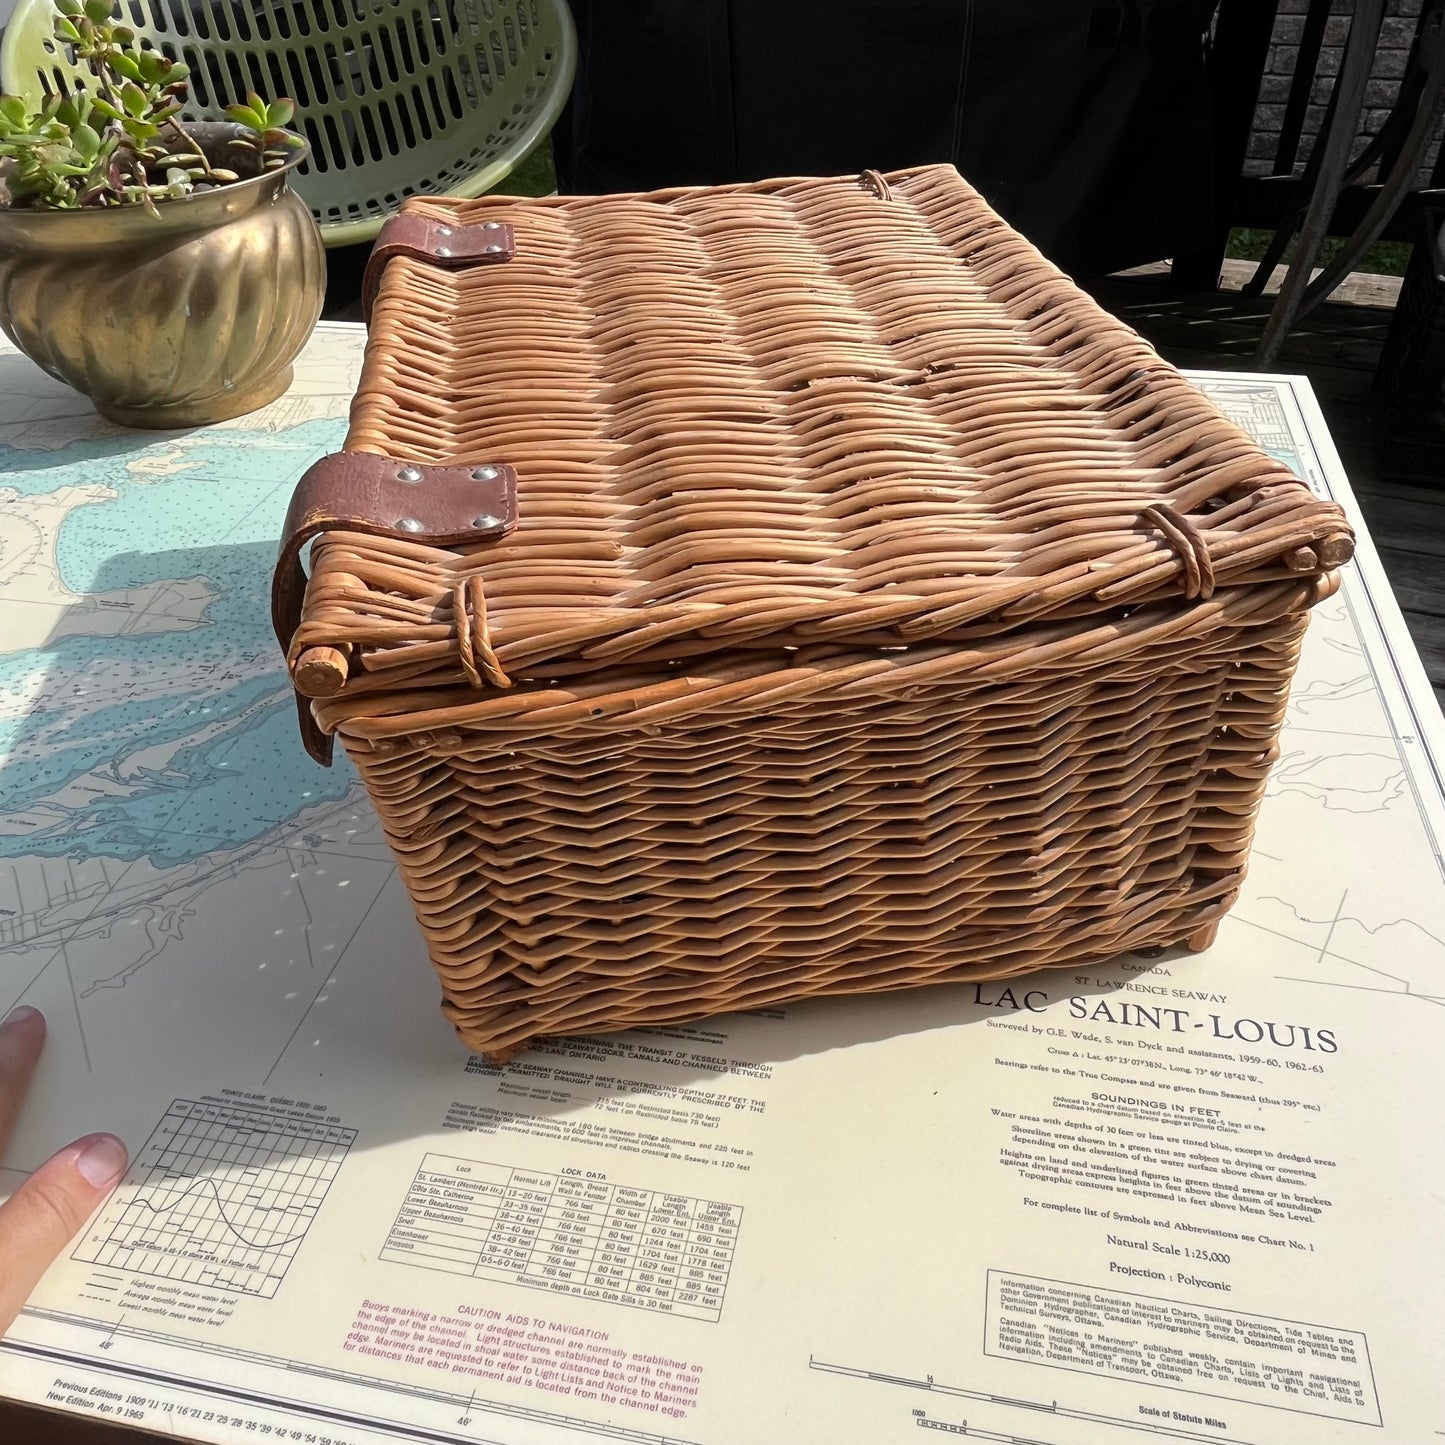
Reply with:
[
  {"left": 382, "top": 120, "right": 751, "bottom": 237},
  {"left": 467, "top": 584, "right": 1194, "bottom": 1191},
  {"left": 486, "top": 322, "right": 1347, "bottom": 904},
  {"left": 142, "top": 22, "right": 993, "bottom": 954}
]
[
  {"left": 483, "top": 220, "right": 501, "bottom": 230},
  {"left": 437, "top": 224, "right": 452, "bottom": 236},
  {"left": 472, "top": 513, "right": 501, "bottom": 530},
  {"left": 397, "top": 465, "right": 423, "bottom": 483},
  {"left": 484, "top": 244, "right": 503, "bottom": 254},
  {"left": 471, "top": 465, "right": 500, "bottom": 481},
  {"left": 396, "top": 517, "right": 424, "bottom": 533},
  {"left": 436, "top": 246, "right": 452, "bottom": 258}
]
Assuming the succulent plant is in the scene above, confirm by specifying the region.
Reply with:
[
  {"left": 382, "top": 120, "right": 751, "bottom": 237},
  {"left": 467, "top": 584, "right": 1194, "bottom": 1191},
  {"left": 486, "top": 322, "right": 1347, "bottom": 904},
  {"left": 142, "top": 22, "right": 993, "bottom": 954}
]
[{"left": 0, "top": 0, "right": 302, "bottom": 213}]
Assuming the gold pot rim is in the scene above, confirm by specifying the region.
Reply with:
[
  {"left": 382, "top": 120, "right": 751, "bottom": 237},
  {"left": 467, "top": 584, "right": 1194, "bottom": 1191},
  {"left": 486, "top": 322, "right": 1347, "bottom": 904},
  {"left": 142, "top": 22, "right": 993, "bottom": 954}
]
[{"left": 0, "top": 122, "right": 311, "bottom": 250}]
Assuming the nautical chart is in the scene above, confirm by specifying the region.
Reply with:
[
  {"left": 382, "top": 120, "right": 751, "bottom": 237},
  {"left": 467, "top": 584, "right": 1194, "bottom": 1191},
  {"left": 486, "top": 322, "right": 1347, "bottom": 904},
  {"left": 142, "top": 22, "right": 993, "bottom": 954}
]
[
  {"left": 1193, "top": 375, "right": 1445, "bottom": 1012},
  {"left": 3, "top": 334, "right": 1444, "bottom": 1445}
]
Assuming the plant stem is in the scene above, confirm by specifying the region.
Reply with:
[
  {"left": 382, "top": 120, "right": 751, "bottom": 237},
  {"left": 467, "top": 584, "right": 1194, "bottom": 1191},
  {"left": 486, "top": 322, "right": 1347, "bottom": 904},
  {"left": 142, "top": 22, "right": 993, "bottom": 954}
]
[
  {"left": 165, "top": 116, "right": 217, "bottom": 177},
  {"left": 82, "top": 40, "right": 122, "bottom": 111}
]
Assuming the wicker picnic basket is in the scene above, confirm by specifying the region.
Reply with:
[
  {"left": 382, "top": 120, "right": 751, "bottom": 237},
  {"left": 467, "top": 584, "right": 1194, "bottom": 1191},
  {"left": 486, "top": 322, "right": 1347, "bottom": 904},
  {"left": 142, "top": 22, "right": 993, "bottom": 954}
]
[{"left": 272, "top": 164, "right": 1352, "bottom": 1061}]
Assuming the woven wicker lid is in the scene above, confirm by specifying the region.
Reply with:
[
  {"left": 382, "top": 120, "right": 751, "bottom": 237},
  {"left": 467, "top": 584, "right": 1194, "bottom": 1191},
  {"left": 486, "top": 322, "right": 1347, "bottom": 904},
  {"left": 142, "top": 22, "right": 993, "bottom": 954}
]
[{"left": 278, "top": 165, "right": 1352, "bottom": 751}]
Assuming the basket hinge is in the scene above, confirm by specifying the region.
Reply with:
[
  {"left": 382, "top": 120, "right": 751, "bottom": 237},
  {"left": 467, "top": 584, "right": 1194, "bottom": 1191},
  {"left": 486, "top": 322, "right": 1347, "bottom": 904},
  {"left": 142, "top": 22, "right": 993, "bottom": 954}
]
[
  {"left": 362, "top": 212, "right": 516, "bottom": 324},
  {"left": 272, "top": 452, "right": 518, "bottom": 765}
]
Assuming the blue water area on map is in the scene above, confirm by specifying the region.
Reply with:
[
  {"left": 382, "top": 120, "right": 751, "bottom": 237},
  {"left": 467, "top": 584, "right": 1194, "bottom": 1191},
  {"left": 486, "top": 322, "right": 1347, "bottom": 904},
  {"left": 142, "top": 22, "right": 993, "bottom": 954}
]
[{"left": 0, "top": 419, "right": 358, "bottom": 864}]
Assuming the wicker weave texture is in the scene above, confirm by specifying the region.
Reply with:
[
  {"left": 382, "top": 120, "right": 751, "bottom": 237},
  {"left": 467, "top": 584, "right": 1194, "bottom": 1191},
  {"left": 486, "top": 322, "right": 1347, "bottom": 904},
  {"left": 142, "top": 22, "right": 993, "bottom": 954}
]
[{"left": 287, "top": 164, "right": 1351, "bottom": 1058}]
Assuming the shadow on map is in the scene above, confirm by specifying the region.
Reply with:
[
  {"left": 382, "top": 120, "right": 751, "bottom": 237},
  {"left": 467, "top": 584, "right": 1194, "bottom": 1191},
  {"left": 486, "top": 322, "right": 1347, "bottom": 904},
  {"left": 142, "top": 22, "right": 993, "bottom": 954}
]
[
  {"left": 0, "top": 353, "right": 199, "bottom": 469},
  {"left": 19, "top": 537, "right": 1173, "bottom": 1134},
  {"left": 18, "top": 537, "right": 304, "bottom": 867}
]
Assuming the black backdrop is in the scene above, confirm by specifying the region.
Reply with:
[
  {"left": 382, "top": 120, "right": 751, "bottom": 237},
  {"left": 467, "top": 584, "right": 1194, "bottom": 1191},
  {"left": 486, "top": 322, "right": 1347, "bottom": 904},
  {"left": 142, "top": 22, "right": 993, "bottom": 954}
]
[{"left": 554, "top": 0, "right": 1219, "bottom": 278}]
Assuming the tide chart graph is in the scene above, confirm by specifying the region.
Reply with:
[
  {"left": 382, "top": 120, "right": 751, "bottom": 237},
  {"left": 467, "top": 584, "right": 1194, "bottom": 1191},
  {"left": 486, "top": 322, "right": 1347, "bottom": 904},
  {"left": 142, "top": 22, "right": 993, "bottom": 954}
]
[{"left": 73, "top": 1100, "right": 356, "bottom": 1298}]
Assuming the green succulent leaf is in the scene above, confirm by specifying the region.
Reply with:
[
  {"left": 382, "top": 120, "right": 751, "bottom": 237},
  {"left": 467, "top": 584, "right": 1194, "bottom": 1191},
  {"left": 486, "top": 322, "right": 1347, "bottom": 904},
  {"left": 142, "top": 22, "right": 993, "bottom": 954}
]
[
  {"left": 0, "top": 94, "right": 29, "bottom": 126},
  {"left": 70, "top": 120, "right": 101, "bottom": 159},
  {"left": 33, "top": 140, "right": 76, "bottom": 164},
  {"left": 224, "top": 102, "right": 265, "bottom": 132},
  {"left": 52, "top": 15, "right": 82, "bottom": 41},
  {"left": 263, "top": 97, "right": 294, "bottom": 128},
  {"left": 120, "top": 80, "right": 147, "bottom": 116},
  {"left": 54, "top": 0, "right": 84, "bottom": 15},
  {"left": 109, "top": 50, "right": 142, "bottom": 81},
  {"left": 82, "top": 0, "right": 112, "bottom": 22}
]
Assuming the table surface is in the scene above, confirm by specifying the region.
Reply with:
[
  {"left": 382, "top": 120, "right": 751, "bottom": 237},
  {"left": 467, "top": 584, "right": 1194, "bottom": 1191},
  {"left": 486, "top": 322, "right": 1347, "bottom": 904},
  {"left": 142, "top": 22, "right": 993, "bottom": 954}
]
[{"left": 2, "top": 330, "right": 1443, "bottom": 1445}]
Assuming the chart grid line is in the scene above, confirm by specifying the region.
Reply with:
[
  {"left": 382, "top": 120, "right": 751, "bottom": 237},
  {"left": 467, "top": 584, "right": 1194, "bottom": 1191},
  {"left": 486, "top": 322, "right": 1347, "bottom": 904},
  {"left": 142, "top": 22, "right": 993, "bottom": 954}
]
[{"left": 73, "top": 1100, "right": 355, "bottom": 1298}]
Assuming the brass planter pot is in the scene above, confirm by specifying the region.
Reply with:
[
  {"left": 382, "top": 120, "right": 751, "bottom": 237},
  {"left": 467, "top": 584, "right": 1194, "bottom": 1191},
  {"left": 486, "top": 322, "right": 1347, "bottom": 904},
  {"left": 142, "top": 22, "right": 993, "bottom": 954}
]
[{"left": 0, "top": 123, "right": 324, "bottom": 428}]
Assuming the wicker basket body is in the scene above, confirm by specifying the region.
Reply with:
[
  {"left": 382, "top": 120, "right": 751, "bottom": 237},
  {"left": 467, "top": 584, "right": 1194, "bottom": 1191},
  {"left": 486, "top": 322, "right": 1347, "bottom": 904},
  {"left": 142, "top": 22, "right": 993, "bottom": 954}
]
[{"left": 274, "top": 165, "right": 1351, "bottom": 1059}]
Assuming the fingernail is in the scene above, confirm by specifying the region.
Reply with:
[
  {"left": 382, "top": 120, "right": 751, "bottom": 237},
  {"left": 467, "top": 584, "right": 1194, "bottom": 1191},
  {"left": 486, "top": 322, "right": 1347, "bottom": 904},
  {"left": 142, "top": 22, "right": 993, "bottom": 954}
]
[
  {"left": 75, "top": 1134, "right": 128, "bottom": 1189},
  {"left": 2, "top": 1005, "right": 41, "bottom": 1028}
]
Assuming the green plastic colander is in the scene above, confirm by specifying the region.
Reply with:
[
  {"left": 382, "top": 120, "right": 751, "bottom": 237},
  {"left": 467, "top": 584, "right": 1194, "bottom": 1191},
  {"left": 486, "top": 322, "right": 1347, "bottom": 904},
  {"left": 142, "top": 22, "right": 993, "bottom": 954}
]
[{"left": 0, "top": 0, "right": 576, "bottom": 245}]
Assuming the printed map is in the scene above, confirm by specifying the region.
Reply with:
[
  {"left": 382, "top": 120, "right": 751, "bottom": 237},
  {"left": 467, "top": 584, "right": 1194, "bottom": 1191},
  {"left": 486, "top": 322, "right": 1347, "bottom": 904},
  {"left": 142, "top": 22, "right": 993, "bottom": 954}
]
[
  {"left": 1, "top": 329, "right": 1443, "bottom": 1166},
  {"left": 0, "top": 327, "right": 394, "bottom": 1148}
]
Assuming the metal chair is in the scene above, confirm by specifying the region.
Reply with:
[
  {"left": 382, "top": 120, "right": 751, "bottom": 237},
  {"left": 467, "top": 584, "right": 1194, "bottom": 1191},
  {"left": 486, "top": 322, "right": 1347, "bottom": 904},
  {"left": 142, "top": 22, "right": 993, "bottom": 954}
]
[
  {"left": 0, "top": 0, "right": 576, "bottom": 245},
  {"left": 1249, "top": 0, "right": 1445, "bottom": 366}
]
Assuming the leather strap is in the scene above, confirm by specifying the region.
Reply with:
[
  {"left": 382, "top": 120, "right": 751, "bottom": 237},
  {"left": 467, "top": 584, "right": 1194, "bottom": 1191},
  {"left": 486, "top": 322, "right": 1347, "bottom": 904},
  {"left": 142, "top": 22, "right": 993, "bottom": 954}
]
[
  {"left": 362, "top": 213, "right": 516, "bottom": 324},
  {"left": 272, "top": 452, "right": 518, "bottom": 764}
]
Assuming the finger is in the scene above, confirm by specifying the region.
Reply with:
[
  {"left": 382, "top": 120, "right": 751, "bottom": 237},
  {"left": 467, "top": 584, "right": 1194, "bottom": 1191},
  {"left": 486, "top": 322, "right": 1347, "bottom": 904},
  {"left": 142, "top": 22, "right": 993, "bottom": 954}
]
[
  {"left": 0, "top": 1006, "right": 47, "bottom": 1158},
  {"left": 0, "top": 1132, "right": 128, "bottom": 1334}
]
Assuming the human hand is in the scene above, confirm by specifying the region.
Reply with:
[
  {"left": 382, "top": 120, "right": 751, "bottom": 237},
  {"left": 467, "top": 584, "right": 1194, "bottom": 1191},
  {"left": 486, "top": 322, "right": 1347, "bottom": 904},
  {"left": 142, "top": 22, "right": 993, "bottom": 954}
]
[{"left": 0, "top": 1006, "right": 128, "bottom": 1335}]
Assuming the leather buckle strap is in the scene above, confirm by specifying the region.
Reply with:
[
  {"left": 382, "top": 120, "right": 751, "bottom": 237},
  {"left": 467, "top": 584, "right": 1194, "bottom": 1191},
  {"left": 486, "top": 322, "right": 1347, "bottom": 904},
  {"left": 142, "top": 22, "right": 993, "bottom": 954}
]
[
  {"left": 361, "top": 212, "right": 516, "bottom": 324},
  {"left": 272, "top": 451, "right": 517, "bottom": 763}
]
